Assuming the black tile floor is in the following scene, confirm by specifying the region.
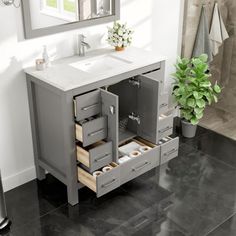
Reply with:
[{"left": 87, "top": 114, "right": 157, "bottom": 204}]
[{"left": 2, "top": 126, "right": 236, "bottom": 236}]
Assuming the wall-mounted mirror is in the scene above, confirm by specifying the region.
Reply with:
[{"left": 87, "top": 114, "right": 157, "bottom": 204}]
[{"left": 22, "top": 0, "right": 120, "bottom": 39}]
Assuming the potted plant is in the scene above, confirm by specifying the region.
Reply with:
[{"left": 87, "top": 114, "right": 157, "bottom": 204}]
[
  {"left": 107, "top": 22, "right": 133, "bottom": 51},
  {"left": 172, "top": 54, "right": 221, "bottom": 138}
]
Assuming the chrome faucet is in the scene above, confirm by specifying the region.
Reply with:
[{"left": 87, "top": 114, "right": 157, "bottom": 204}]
[{"left": 77, "top": 34, "right": 91, "bottom": 57}]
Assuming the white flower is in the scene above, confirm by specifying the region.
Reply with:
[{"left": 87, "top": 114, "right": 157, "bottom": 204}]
[
  {"left": 107, "top": 22, "right": 133, "bottom": 47},
  {"left": 118, "top": 29, "right": 123, "bottom": 36}
]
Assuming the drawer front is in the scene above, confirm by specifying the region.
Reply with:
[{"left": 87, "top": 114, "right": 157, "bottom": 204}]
[
  {"left": 82, "top": 116, "right": 108, "bottom": 146},
  {"left": 120, "top": 146, "right": 160, "bottom": 185},
  {"left": 158, "top": 114, "right": 173, "bottom": 140},
  {"left": 75, "top": 90, "right": 101, "bottom": 121},
  {"left": 161, "top": 137, "right": 179, "bottom": 164},
  {"left": 159, "top": 93, "right": 169, "bottom": 114},
  {"left": 78, "top": 164, "right": 120, "bottom": 197},
  {"left": 89, "top": 142, "right": 113, "bottom": 172},
  {"left": 97, "top": 165, "right": 120, "bottom": 197}
]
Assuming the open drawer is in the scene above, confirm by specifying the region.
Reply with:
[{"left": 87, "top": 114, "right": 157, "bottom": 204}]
[
  {"left": 77, "top": 141, "right": 113, "bottom": 173},
  {"left": 159, "top": 136, "right": 179, "bottom": 165},
  {"left": 119, "top": 138, "right": 160, "bottom": 185},
  {"left": 78, "top": 163, "right": 120, "bottom": 197},
  {"left": 74, "top": 90, "right": 101, "bottom": 122},
  {"left": 158, "top": 112, "right": 173, "bottom": 140},
  {"left": 75, "top": 116, "right": 108, "bottom": 147}
]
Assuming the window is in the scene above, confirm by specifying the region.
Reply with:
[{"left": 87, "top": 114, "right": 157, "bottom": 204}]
[{"left": 41, "top": 0, "right": 79, "bottom": 22}]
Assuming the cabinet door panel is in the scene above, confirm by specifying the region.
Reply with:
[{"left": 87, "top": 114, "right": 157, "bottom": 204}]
[
  {"left": 137, "top": 75, "right": 159, "bottom": 144},
  {"left": 100, "top": 89, "right": 119, "bottom": 162}
]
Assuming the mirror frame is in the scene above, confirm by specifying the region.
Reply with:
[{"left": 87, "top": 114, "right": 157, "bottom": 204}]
[{"left": 22, "top": 0, "right": 120, "bottom": 39}]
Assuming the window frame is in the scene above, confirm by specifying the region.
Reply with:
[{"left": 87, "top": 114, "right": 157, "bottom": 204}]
[{"left": 40, "top": 0, "right": 78, "bottom": 22}]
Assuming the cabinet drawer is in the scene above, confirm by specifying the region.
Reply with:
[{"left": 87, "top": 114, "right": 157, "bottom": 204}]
[
  {"left": 159, "top": 93, "right": 169, "bottom": 114},
  {"left": 78, "top": 163, "right": 120, "bottom": 197},
  {"left": 75, "top": 116, "right": 108, "bottom": 147},
  {"left": 77, "top": 141, "right": 113, "bottom": 173},
  {"left": 158, "top": 113, "right": 173, "bottom": 140},
  {"left": 120, "top": 138, "right": 160, "bottom": 185},
  {"left": 74, "top": 90, "right": 101, "bottom": 122},
  {"left": 160, "top": 137, "right": 179, "bottom": 164}
]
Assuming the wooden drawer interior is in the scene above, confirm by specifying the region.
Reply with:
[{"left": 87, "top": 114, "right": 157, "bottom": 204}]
[
  {"left": 77, "top": 141, "right": 105, "bottom": 166},
  {"left": 75, "top": 116, "right": 108, "bottom": 146},
  {"left": 118, "top": 137, "right": 160, "bottom": 184},
  {"left": 78, "top": 162, "right": 119, "bottom": 195},
  {"left": 118, "top": 137, "right": 156, "bottom": 159},
  {"left": 77, "top": 141, "right": 113, "bottom": 172}
]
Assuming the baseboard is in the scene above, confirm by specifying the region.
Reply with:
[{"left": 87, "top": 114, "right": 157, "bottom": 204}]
[{"left": 2, "top": 166, "right": 36, "bottom": 192}]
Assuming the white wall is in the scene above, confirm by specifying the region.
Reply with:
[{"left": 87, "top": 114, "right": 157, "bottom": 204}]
[{"left": 0, "top": 0, "right": 183, "bottom": 192}]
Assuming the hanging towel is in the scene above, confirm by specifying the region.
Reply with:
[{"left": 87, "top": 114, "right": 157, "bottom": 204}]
[
  {"left": 210, "top": 3, "right": 229, "bottom": 56},
  {"left": 192, "top": 6, "right": 213, "bottom": 62}
]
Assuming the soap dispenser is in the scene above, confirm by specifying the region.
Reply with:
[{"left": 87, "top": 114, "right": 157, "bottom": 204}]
[{"left": 42, "top": 45, "right": 51, "bottom": 67}]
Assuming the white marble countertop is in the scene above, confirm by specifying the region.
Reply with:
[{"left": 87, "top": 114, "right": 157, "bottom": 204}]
[{"left": 25, "top": 47, "right": 166, "bottom": 91}]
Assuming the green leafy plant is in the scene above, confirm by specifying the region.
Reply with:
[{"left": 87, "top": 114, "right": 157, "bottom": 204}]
[{"left": 172, "top": 54, "right": 222, "bottom": 125}]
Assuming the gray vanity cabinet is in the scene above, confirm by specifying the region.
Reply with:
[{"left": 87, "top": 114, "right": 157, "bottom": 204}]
[
  {"left": 26, "top": 57, "right": 179, "bottom": 206},
  {"left": 75, "top": 88, "right": 119, "bottom": 161}
]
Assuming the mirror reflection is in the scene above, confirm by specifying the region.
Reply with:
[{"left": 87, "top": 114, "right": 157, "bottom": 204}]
[{"left": 30, "top": 0, "right": 113, "bottom": 30}]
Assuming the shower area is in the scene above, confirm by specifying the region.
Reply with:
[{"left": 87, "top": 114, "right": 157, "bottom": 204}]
[{"left": 182, "top": 0, "right": 236, "bottom": 140}]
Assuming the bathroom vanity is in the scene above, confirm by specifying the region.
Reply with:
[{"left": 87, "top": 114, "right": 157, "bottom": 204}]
[{"left": 25, "top": 47, "right": 179, "bottom": 205}]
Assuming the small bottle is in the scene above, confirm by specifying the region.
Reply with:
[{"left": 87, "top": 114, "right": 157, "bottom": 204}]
[{"left": 42, "top": 45, "right": 51, "bottom": 67}]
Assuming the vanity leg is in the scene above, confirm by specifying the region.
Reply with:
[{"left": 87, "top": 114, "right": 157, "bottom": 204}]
[
  {"left": 67, "top": 185, "right": 79, "bottom": 206},
  {"left": 61, "top": 93, "right": 79, "bottom": 206},
  {"left": 26, "top": 79, "right": 46, "bottom": 181},
  {"left": 36, "top": 165, "right": 46, "bottom": 180}
]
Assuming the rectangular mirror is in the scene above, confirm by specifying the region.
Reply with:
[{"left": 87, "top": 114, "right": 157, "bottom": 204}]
[{"left": 22, "top": 0, "right": 120, "bottom": 39}]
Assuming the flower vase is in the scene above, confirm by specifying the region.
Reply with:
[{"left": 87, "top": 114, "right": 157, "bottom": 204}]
[{"left": 115, "top": 46, "right": 125, "bottom": 51}]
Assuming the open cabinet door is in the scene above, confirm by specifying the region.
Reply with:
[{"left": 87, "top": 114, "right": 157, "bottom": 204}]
[
  {"left": 137, "top": 75, "right": 160, "bottom": 144},
  {"left": 100, "top": 89, "right": 119, "bottom": 162}
]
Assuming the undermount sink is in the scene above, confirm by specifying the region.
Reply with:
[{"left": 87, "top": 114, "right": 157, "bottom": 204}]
[{"left": 70, "top": 54, "right": 132, "bottom": 74}]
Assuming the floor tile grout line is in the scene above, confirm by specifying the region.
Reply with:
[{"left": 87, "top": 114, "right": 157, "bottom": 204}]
[{"left": 204, "top": 212, "right": 236, "bottom": 236}]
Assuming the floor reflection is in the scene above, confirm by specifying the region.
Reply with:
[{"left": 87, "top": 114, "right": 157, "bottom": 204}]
[{"left": 3, "top": 127, "right": 236, "bottom": 236}]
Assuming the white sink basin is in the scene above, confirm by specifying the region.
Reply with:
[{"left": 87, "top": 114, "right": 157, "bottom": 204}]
[{"left": 70, "top": 54, "right": 132, "bottom": 74}]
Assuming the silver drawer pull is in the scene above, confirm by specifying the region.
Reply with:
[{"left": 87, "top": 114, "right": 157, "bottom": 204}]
[
  {"left": 160, "top": 103, "right": 168, "bottom": 108},
  {"left": 81, "top": 103, "right": 99, "bottom": 111},
  {"left": 88, "top": 129, "right": 104, "bottom": 137},
  {"left": 94, "top": 153, "right": 110, "bottom": 162},
  {"left": 132, "top": 161, "right": 150, "bottom": 172},
  {"left": 101, "top": 178, "right": 116, "bottom": 188},
  {"left": 164, "top": 148, "right": 178, "bottom": 157},
  {"left": 159, "top": 126, "right": 172, "bottom": 134}
]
